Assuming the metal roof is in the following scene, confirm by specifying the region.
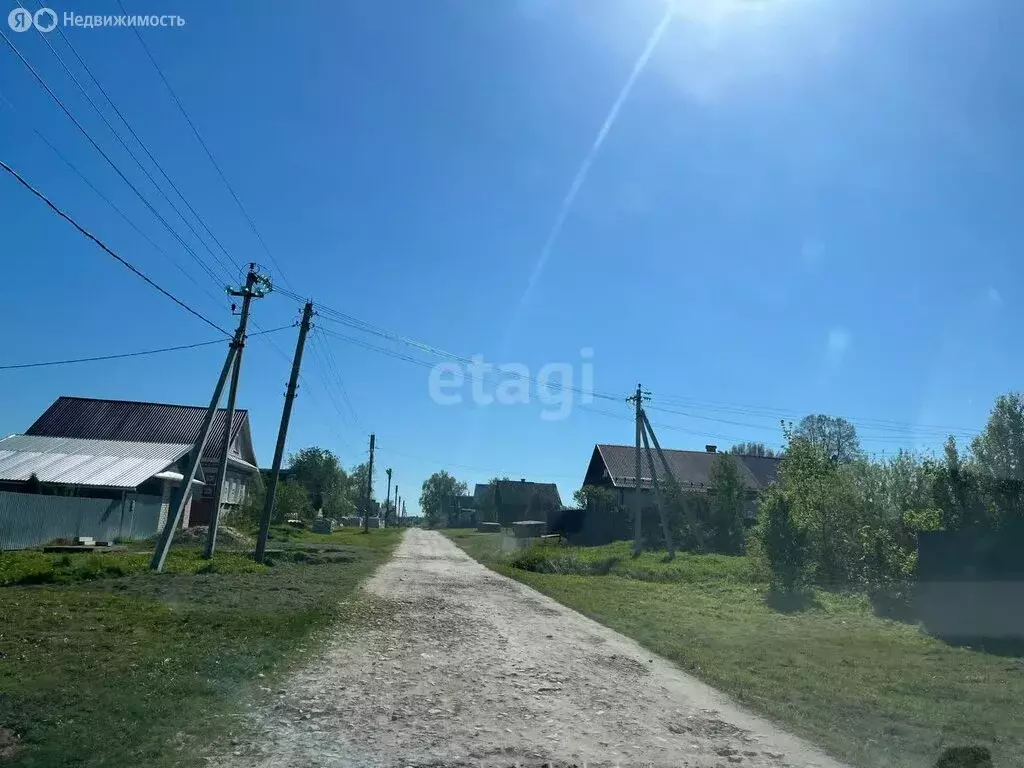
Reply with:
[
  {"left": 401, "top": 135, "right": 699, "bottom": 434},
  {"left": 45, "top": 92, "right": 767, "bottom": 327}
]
[
  {"left": 494, "top": 480, "right": 563, "bottom": 508},
  {"left": 591, "top": 444, "right": 780, "bottom": 492},
  {"left": 26, "top": 396, "right": 250, "bottom": 462},
  {"left": 0, "top": 435, "right": 191, "bottom": 489}
]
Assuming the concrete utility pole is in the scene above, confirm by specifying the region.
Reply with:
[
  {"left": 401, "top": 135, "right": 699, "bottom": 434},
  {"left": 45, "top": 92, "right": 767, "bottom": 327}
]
[
  {"left": 642, "top": 409, "right": 703, "bottom": 551},
  {"left": 641, "top": 418, "right": 675, "bottom": 558},
  {"left": 205, "top": 264, "right": 270, "bottom": 559},
  {"left": 627, "top": 383, "right": 648, "bottom": 556},
  {"left": 384, "top": 468, "right": 392, "bottom": 526},
  {"left": 255, "top": 301, "right": 315, "bottom": 563},
  {"left": 363, "top": 433, "right": 375, "bottom": 532},
  {"left": 393, "top": 484, "right": 398, "bottom": 526},
  {"left": 150, "top": 344, "right": 238, "bottom": 571}
]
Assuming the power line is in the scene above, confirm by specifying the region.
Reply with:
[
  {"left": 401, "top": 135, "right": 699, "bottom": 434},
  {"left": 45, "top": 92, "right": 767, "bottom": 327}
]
[
  {"left": 0, "top": 26, "right": 230, "bottom": 289},
  {"left": 0, "top": 338, "right": 224, "bottom": 370},
  {"left": 311, "top": 331, "right": 363, "bottom": 429},
  {"left": 120, "top": 1, "right": 295, "bottom": 291},
  {"left": 15, "top": 2, "right": 240, "bottom": 283},
  {"left": 0, "top": 325, "right": 290, "bottom": 371},
  {"left": 314, "top": 327, "right": 752, "bottom": 441},
  {"left": 0, "top": 89, "right": 230, "bottom": 314},
  {"left": 311, "top": 308, "right": 622, "bottom": 402},
  {"left": 308, "top": 333, "right": 357, "bottom": 429},
  {"left": 648, "top": 394, "right": 977, "bottom": 436},
  {"left": 0, "top": 158, "right": 230, "bottom": 335},
  {"left": 28, "top": 1, "right": 245, "bottom": 278}
]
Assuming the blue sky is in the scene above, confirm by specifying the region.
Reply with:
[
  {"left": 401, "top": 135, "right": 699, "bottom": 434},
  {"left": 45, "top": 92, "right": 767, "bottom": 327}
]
[{"left": 1, "top": 0, "right": 1021, "bottom": 508}]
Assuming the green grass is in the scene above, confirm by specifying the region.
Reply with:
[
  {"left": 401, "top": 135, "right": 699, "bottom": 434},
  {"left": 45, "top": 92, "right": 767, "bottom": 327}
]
[
  {"left": 0, "top": 527, "right": 401, "bottom": 768},
  {"left": 444, "top": 530, "right": 1024, "bottom": 768}
]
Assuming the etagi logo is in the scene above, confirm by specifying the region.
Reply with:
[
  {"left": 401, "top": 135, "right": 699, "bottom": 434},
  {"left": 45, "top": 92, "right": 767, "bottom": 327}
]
[
  {"left": 428, "top": 349, "right": 595, "bottom": 421},
  {"left": 8, "top": 7, "right": 57, "bottom": 32}
]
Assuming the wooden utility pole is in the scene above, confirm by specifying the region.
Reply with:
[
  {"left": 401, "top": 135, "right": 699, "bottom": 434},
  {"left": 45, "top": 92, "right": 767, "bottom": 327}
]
[
  {"left": 255, "top": 301, "right": 314, "bottom": 563},
  {"left": 384, "top": 468, "right": 392, "bottom": 526},
  {"left": 205, "top": 264, "right": 270, "bottom": 559},
  {"left": 150, "top": 344, "right": 237, "bottom": 571},
  {"left": 363, "top": 434, "right": 375, "bottom": 532}
]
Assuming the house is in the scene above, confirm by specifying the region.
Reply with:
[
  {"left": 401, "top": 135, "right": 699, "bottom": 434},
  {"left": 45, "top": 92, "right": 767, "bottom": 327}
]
[
  {"left": 581, "top": 443, "right": 780, "bottom": 519},
  {"left": 0, "top": 434, "right": 203, "bottom": 548},
  {"left": 441, "top": 494, "right": 477, "bottom": 527},
  {"left": 493, "top": 479, "right": 563, "bottom": 526},
  {"left": 472, "top": 483, "right": 495, "bottom": 518},
  {"left": 25, "top": 396, "right": 259, "bottom": 526}
]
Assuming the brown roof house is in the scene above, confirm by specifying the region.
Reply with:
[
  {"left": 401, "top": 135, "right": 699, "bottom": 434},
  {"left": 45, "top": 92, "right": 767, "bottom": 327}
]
[
  {"left": 582, "top": 443, "right": 780, "bottom": 521},
  {"left": 493, "top": 479, "right": 563, "bottom": 527},
  {"left": 26, "top": 396, "right": 259, "bottom": 528}
]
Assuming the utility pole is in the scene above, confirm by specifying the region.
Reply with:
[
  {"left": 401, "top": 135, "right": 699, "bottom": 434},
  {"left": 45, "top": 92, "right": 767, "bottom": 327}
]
[
  {"left": 205, "top": 264, "right": 269, "bottom": 559},
  {"left": 363, "top": 433, "right": 375, "bottom": 532},
  {"left": 641, "top": 418, "right": 675, "bottom": 558},
  {"left": 384, "top": 468, "right": 392, "bottom": 527},
  {"left": 627, "top": 383, "right": 648, "bottom": 556},
  {"left": 255, "top": 301, "right": 314, "bottom": 563},
  {"left": 393, "top": 485, "right": 398, "bottom": 526},
  {"left": 150, "top": 344, "right": 237, "bottom": 571},
  {"left": 642, "top": 409, "right": 704, "bottom": 551}
]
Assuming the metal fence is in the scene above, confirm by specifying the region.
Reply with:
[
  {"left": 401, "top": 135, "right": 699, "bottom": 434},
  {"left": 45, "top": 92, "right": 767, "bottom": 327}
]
[{"left": 0, "top": 491, "right": 162, "bottom": 550}]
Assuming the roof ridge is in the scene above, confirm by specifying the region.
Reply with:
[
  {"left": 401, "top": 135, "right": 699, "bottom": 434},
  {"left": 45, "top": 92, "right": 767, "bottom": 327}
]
[{"left": 54, "top": 395, "right": 248, "bottom": 414}]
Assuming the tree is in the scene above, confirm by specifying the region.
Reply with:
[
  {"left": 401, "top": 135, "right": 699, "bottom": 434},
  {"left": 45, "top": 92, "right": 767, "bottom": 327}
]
[
  {"left": 971, "top": 392, "right": 1024, "bottom": 526},
  {"left": 288, "top": 447, "right": 346, "bottom": 511},
  {"left": 346, "top": 462, "right": 375, "bottom": 514},
  {"left": 753, "top": 484, "right": 808, "bottom": 592},
  {"left": 794, "top": 414, "right": 862, "bottom": 463},
  {"left": 573, "top": 485, "right": 617, "bottom": 510},
  {"left": 274, "top": 481, "right": 312, "bottom": 523},
  {"left": 729, "top": 442, "right": 778, "bottom": 458},
  {"left": 929, "top": 436, "right": 985, "bottom": 530},
  {"left": 419, "top": 471, "right": 468, "bottom": 528},
  {"left": 707, "top": 454, "right": 748, "bottom": 554}
]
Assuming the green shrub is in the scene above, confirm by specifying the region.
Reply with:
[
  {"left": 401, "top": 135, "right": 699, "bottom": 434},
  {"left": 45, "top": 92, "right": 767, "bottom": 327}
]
[{"left": 752, "top": 486, "right": 808, "bottom": 592}]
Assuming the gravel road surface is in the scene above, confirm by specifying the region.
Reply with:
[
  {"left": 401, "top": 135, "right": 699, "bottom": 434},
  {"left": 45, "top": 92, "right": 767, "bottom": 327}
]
[{"left": 223, "top": 529, "right": 847, "bottom": 768}]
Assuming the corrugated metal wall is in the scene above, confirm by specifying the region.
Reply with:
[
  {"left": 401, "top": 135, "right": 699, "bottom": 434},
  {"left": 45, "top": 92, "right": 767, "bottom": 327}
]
[{"left": 0, "top": 492, "right": 162, "bottom": 550}]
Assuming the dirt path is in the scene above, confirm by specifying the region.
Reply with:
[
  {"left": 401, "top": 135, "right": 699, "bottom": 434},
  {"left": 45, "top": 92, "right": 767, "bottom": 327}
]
[{"left": 224, "top": 529, "right": 847, "bottom": 768}]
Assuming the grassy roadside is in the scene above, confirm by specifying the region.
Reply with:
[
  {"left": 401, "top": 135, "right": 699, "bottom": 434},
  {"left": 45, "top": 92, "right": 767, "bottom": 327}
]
[
  {"left": 443, "top": 529, "right": 1024, "bottom": 768},
  {"left": 0, "top": 526, "right": 401, "bottom": 768}
]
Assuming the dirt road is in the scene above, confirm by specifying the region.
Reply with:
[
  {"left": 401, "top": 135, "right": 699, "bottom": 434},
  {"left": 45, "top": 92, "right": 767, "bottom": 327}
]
[{"left": 225, "top": 529, "right": 846, "bottom": 768}]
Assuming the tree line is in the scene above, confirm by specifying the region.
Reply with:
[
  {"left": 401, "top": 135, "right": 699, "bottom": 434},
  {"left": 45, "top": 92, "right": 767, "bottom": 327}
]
[{"left": 237, "top": 447, "right": 376, "bottom": 526}]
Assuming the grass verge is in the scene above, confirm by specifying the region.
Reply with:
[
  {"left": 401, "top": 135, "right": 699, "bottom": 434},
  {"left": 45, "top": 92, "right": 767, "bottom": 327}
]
[
  {"left": 443, "top": 529, "right": 1024, "bottom": 768},
  {"left": 0, "top": 527, "right": 401, "bottom": 768}
]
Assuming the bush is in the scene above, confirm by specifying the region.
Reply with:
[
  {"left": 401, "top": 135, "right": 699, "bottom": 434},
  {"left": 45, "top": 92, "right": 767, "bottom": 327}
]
[{"left": 753, "top": 486, "right": 807, "bottom": 592}]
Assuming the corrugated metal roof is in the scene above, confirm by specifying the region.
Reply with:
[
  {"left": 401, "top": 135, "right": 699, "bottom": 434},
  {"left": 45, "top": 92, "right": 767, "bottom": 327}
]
[
  {"left": 26, "top": 396, "right": 248, "bottom": 460},
  {"left": 494, "top": 480, "right": 563, "bottom": 508},
  {"left": 594, "top": 444, "right": 780, "bottom": 492},
  {"left": 0, "top": 435, "right": 191, "bottom": 488}
]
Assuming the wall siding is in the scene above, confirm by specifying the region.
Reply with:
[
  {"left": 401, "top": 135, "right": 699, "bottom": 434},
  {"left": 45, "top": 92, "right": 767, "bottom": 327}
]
[{"left": 0, "top": 491, "right": 162, "bottom": 550}]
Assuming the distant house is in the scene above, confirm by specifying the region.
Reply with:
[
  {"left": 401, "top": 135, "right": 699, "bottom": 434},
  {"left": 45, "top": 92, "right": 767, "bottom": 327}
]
[
  {"left": 473, "top": 483, "right": 495, "bottom": 520},
  {"left": 441, "top": 494, "right": 477, "bottom": 527},
  {"left": 493, "top": 479, "right": 563, "bottom": 526},
  {"left": 25, "top": 396, "right": 259, "bottom": 526},
  {"left": 581, "top": 443, "right": 780, "bottom": 519}
]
